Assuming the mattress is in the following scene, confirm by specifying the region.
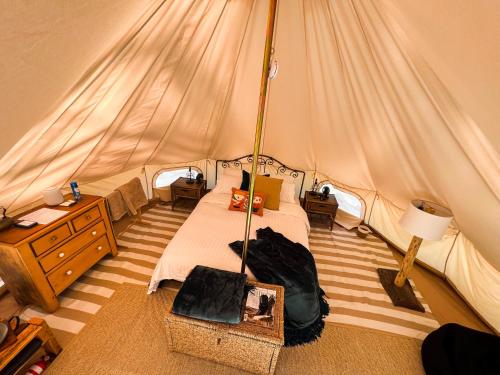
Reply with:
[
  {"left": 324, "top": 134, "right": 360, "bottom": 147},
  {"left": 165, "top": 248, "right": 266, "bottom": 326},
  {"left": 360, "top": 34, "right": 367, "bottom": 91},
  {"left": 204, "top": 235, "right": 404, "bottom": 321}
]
[{"left": 148, "top": 191, "right": 310, "bottom": 293}]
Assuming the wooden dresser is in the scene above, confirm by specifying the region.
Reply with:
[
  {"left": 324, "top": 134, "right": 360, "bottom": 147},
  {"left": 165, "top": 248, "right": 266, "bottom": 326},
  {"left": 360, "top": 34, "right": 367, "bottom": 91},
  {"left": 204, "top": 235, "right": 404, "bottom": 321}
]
[{"left": 0, "top": 195, "right": 117, "bottom": 312}]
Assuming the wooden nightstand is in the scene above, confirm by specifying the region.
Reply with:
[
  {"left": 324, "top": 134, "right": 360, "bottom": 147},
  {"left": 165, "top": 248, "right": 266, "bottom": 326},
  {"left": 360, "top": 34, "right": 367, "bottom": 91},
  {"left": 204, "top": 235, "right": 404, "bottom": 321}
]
[
  {"left": 171, "top": 177, "right": 207, "bottom": 211},
  {"left": 303, "top": 191, "right": 339, "bottom": 231},
  {"left": 0, "top": 318, "right": 61, "bottom": 373}
]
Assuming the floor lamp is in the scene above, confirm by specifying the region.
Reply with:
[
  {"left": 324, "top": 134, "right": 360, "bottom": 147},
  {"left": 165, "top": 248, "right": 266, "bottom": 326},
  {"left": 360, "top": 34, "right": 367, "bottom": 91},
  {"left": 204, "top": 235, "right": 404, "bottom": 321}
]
[{"left": 378, "top": 199, "right": 453, "bottom": 311}]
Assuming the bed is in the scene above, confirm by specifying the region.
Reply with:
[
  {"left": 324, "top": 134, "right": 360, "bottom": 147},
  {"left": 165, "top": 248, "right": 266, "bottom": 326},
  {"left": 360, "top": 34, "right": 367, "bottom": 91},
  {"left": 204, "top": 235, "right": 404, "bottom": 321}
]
[{"left": 148, "top": 155, "right": 310, "bottom": 293}]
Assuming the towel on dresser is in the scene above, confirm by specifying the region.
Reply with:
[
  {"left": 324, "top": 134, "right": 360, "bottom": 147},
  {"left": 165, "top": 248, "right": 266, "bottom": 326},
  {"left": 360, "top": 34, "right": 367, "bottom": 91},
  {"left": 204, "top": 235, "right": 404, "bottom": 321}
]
[
  {"left": 116, "top": 177, "right": 148, "bottom": 216},
  {"left": 106, "top": 190, "right": 128, "bottom": 221}
]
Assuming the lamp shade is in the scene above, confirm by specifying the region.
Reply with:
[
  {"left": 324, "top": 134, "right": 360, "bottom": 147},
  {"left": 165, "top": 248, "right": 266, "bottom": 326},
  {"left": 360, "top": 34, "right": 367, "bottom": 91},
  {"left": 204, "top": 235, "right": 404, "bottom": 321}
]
[{"left": 399, "top": 200, "right": 453, "bottom": 241}]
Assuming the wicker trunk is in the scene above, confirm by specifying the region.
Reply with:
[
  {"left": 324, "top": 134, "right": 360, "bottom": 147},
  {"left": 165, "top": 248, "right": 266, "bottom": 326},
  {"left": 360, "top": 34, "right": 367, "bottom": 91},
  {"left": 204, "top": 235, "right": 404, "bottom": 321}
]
[{"left": 166, "top": 281, "right": 284, "bottom": 375}]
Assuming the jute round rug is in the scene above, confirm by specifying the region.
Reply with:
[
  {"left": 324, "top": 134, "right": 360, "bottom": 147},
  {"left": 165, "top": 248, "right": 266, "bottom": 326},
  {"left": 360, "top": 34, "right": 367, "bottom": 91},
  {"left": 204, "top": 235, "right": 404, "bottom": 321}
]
[{"left": 46, "top": 284, "right": 424, "bottom": 374}]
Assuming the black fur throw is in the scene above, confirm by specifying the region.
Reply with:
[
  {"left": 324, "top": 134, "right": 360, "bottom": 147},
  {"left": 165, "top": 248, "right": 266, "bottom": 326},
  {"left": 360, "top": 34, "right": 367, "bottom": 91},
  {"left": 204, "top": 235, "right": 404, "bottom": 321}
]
[
  {"left": 172, "top": 265, "right": 247, "bottom": 324},
  {"left": 230, "top": 227, "right": 330, "bottom": 346}
]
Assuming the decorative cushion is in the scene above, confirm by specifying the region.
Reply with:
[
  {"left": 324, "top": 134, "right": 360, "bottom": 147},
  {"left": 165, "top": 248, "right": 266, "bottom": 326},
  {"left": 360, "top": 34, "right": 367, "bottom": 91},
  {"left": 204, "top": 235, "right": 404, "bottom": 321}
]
[
  {"left": 228, "top": 188, "right": 265, "bottom": 216},
  {"left": 240, "top": 170, "right": 269, "bottom": 191},
  {"left": 254, "top": 175, "right": 283, "bottom": 210},
  {"left": 212, "top": 174, "right": 241, "bottom": 194}
]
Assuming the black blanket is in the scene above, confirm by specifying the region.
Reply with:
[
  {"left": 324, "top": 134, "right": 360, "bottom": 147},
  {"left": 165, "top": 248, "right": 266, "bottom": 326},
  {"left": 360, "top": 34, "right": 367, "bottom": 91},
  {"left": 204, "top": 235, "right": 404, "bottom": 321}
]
[
  {"left": 229, "top": 227, "right": 329, "bottom": 346},
  {"left": 172, "top": 265, "right": 247, "bottom": 324}
]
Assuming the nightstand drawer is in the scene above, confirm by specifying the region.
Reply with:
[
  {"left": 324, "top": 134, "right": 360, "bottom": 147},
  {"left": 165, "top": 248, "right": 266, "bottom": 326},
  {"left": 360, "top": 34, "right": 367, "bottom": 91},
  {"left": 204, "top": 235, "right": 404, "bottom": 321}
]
[
  {"left": 72, "top": 206, "right": 101, "bottom": 232},
  {"left": 173, "top": 188, "right": 198, "bottom": 199},
  {"left": 39, "top": 221, "right": 106, "bottom": 273},
  {"left": 47, "top": 235, "right": 110, "bottom": 295},
  {"left": 307, "top": 201, "right": 336, "bottom": 214},
  {"left": 31, "top": 224, "right": 72, "bottom": 256}
]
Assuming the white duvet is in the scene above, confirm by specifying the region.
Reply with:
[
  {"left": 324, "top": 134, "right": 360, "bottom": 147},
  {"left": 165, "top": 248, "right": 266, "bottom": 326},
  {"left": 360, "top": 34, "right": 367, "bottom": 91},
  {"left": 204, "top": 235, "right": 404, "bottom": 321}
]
[{"left": 148, "top": 191, "right": 310, "bottom": 293}]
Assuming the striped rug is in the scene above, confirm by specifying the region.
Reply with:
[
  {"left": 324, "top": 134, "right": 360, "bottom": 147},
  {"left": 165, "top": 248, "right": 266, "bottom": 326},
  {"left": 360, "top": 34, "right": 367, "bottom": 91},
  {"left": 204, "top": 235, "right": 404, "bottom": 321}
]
[
  {"left": 21, "top": 203, "right": 438, "bottom": 346},
  {"left": 309, "top": 226, "right": 439, "bottom": 339}
]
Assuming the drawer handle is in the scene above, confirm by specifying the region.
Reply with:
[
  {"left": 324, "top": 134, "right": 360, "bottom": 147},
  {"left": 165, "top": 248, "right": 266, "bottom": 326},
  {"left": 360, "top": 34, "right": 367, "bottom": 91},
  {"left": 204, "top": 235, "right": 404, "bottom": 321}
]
[
  {"left": 65, "top": 270, "right": 73, "bottom": 276},
  {"left": 50, "top": 235, "right": 58, "bottom": 241},
  {"left": 97, "top": 245, "right": 103, "bottom": 251},
  {"left": 86, "top": 214, "right": 92, "bottom": 220},
  {"left": 91, "top": 230, "right": 97, "bottom": 236},
  {"left": 217, "top": 337, "right": 221, "bottom": 345},
  {"left": 58, "top": 252, "right": 65, "bottom": 258}
]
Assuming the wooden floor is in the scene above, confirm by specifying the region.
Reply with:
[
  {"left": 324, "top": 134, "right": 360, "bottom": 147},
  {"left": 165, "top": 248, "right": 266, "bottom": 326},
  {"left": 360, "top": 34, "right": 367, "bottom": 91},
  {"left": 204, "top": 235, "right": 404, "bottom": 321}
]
[
  {"left": 0, "top": 209, "right": 493, "bottom": 335},
  {"left": 391, "top": 248, "right": 492, "bottom": 333}
]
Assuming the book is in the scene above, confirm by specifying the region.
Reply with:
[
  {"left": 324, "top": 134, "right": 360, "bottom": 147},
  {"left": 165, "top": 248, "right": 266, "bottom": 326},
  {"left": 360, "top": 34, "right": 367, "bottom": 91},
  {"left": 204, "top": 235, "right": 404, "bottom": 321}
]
[{"left": 243, "top": 286, "right": 276, "bottom": 328}]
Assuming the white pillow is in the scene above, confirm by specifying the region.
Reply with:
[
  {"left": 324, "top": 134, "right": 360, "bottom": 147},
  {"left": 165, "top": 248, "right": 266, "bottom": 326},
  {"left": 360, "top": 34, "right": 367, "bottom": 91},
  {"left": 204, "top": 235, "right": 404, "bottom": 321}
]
[
  {"left": 223, "top": 168, "right": 242, "bottom": 177},
  {"left": 280, "top": 181, "right": 296, "bottom": 203},
  {"left": 268, "top": 173, "right": 295, "bottom": 184},
  {"left": 212, "top": 174, "right": 242, "bottom": 194}
]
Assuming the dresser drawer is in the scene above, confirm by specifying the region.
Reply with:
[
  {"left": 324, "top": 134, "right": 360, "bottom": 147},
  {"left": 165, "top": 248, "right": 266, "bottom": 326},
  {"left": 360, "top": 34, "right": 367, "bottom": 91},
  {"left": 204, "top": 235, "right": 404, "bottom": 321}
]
[
  {"left": 31, "top": 224, "right": 72, "bottom": 256},
  {"left": 47, "top": 235, "right": 110, "bottom": 295},
  {"left": 39, "top": 221, "right": 107, "bottom": 273},
  {"left": 307, "top": 201, "right": 337, "bottom": 214},
  {"left": 72, "top": 206, "right": 101, "bottom": 232},
  {"left": 173, "top": 187, "right": 198, "bottom": 199}
]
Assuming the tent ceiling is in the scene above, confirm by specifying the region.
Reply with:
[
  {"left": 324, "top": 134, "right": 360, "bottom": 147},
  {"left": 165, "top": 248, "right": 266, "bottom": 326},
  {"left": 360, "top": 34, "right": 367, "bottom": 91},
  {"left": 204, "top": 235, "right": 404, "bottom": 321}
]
[{"left": 0, "top": 0, "right": 498, "bottom": 274}]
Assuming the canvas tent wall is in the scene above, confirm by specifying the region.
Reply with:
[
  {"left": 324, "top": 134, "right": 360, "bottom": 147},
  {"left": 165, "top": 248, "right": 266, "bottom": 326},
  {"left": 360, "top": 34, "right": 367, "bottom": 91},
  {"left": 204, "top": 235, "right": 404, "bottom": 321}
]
[{"left": 0, "top": 0, "right": 498, "bottom": 332}]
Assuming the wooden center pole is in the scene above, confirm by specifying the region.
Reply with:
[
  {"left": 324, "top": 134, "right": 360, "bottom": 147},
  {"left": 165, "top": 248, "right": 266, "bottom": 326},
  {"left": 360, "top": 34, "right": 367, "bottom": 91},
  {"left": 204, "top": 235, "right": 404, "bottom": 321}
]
[
  {"left": 394, "top": 235, "right": 423, "bottom": 287},
  {"left": 241, "top": 0, "right": 278, "bottom": 274}
]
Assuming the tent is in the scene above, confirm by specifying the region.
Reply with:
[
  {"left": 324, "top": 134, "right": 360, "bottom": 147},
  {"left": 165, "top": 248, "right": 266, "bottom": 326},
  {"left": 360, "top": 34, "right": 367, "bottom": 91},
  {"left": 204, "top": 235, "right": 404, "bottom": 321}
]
[{"left": 0, "top": 0, "right": 498, "bottom": 333}]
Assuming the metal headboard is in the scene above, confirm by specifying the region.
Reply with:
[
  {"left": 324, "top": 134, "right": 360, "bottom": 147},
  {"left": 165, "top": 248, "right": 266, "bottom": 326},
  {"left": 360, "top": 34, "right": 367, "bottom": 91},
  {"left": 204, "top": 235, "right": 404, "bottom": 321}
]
[{"left": 215, "top": 154, "right": 306, "bottom": 198}]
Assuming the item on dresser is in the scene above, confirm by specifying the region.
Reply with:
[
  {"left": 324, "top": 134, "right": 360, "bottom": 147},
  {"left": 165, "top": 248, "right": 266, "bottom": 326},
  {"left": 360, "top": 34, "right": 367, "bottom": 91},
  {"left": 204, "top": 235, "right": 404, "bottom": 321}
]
[
  {"left": 14, "top": 221, "right": 37, "bottom": 229},
  {"left": 170, "top": 177, "right": 206, "bottom": 211},
  {"left": 69, "top": 181, "right": 81, "bottom": 202},
  {"left": 41, "top": 187, "right": 64, "bottom": 206},
  {"left": 18, "top": 208, "right": 67, "bottom": 225},
  {"left": 303, "top": 190, "right": 338, "bottom": 231},
  {"left": 0, "top": 207, "right": 14, "bottom": 232},
  {"left": 195, "top": 173, "right": 204, "bottom": 183},
  {"left": 166, "top": 280, "right": 284, "bottom": 375},
  {"left": 0, "top": 195, "right": 117, "bottom": 312}
]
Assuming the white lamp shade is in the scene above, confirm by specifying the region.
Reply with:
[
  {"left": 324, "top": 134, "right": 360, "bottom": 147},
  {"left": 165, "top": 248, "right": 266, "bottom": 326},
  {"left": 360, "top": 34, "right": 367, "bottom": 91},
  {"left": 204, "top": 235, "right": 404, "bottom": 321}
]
[{"left": 399, "top": 199, "right": 453, "bottom": 241}]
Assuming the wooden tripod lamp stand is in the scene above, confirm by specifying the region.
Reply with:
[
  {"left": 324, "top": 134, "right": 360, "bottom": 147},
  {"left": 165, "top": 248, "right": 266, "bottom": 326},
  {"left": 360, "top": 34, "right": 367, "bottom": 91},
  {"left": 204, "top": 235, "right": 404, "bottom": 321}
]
[{"left": 378, "top": 199, "right": 453, "bottom": 311}]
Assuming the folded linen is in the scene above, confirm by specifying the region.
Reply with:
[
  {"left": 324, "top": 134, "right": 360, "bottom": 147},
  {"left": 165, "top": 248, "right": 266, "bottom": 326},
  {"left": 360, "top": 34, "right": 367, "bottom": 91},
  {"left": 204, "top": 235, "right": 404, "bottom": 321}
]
[
  {"left": 115, "top": 177, "right": 148, "bottom": 216},
  {"left": 106, "top": 190, "right": 128, "bottom": 221},
  {"left": 172, "top": 265, "right": 247, "bottom": 324}
]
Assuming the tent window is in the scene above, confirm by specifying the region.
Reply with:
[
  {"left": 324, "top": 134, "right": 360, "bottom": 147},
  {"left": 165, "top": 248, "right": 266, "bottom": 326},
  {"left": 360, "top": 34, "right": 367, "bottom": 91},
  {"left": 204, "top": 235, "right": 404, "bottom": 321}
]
[
  {"left": 154, "top": 167, "right": 200, "bottom": 188},
  {"left": 319, "top": 182, "right": 362, "bottom": 218}
]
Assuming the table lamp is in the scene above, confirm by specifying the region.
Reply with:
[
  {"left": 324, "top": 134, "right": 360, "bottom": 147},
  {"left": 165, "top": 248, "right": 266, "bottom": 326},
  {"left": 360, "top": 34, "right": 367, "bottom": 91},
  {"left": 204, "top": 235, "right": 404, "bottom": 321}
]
[{"left": 378, "top": 199, "right": 453, "bottom": 311}]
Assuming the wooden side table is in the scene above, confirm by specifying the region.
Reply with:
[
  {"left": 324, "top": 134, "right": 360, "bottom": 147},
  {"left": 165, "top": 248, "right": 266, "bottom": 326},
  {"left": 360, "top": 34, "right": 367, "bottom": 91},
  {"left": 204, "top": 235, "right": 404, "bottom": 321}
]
[
  {"left": 303, "top": 191, "right": 339, "bottom": 231},
  {"left": 171, "top": 177, "right": 206, "bottom": 211},
  {"left": 0, "top": 318, "right": 61, "bottom": 373}
]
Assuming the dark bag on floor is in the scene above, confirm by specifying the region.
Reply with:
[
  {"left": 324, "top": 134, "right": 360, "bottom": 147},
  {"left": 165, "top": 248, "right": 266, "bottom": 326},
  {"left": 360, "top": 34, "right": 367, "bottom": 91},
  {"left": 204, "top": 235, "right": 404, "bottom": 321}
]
[{"left": 421, "top": 323, "right": 500, "bottom": 375}]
